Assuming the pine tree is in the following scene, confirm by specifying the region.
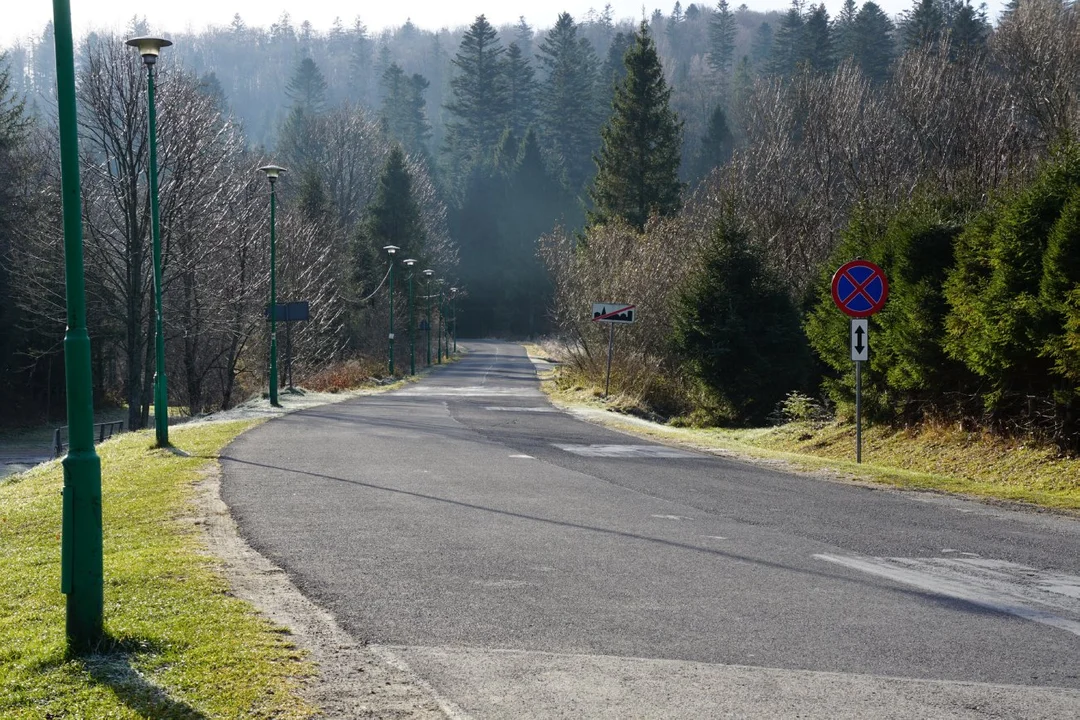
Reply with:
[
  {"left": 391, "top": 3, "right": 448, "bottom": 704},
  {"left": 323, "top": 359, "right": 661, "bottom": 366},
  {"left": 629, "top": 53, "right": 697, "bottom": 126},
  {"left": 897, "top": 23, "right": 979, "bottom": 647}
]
[
  {"left": 501, "top": 42, "right": 539, "bottom": 139},
  {"left": 903, "top": 0, "right": 945, "bottom": 52},
  {"left": 769, "top": 2, "right": 805, "bottom": 77},
  {"left": 833, "top": 0, "right": 860, "bottom": 62},
  {"left": 280, "top": 57, "right": 329, "bottom": 172},
  {"left": 538, "top": 13, "right": 602, "bottom": 192},
  {"left": 708, "top": 0, "right": 738, "bottom": 78},
  {"left": 802, "top": 4, "right": 834, "bottom": 72},
  {"left": 285, "top": 57, "right": 328, "bottom": 113},
  {"left": 948, "top": 1, "right": 990, "bottom": 58},
  {"left": 380, "top": 63, "right": 432, "bottom": 160},
  {"left": 600, "top": 32, "right": 635, "bottom": 113},
  {"left": 358, "top": 146, "right": 427, "bottom": 263},
  {"left": 852, "top": 2, "right": 895, "bottom": 84},
  {"left": 692, "top": 105, "right": 734, "bottom": 181},
  {"left": 751, "top": 22, "right": 774, "bottom": 68},
  {"left": 588, "top": 22, "right": 684, "bottom": 230},
  {"left": 348, "top": 19, "right": 373, "bottom": 104},
  {"left": 444, "top": 15, "right": 508, "bottom": 174}
]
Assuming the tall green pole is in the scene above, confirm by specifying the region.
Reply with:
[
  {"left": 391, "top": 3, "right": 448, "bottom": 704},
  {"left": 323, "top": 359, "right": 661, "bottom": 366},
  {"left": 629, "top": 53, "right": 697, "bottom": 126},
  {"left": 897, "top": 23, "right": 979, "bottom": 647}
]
[
  {"left": 423, "top": 271, "right": 432, "bottom": 366},
  {"left": 408, "top": 270, "right": 415, "bottom": 375},
  {"left": 437, "top": 285, "right": 443, "bottom": 364},
  {"left": 452, "top": 291, "right": 457, "bottom": 353},
  {"left": 268, "top": 180, "right": 279, "bottom": 406},
  {"left": 54, "top": 0, "right": 104, "bottom": 649},
  {"left": 388, "top": 261, "right": 395, "bottom": 376},
  {"left": 146, "top": 60, "right": 169, "bottom": 446}
]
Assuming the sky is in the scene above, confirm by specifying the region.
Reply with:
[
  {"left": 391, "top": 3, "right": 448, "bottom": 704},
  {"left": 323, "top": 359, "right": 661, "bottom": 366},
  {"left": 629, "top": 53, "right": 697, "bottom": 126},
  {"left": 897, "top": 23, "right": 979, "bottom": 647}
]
[{"left": 3, "top": 1, "right": 1009, "bottom": 49}]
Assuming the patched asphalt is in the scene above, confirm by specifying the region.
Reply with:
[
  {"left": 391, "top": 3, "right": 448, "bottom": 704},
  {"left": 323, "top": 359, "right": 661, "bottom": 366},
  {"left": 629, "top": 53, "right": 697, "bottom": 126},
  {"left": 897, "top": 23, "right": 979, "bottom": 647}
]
[{"left": 221, "top": 340, "right": 1080, "bottom": 717}]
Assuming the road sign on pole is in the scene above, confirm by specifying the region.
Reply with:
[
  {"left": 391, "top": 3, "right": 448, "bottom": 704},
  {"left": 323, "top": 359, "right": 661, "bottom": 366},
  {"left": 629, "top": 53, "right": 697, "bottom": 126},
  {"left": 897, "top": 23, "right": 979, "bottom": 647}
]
[
  {"left": 592, "top": 303, "right": 636, "bottom": 324},
  {"left": 832, "top": 260, "right": 888, "bottom": 318},
  {"left": 850, "top": 319, "right": 868, "bottom": 362},
  {"left": 591, "top": 302, "right": 636, "bottom": 397},
  {"left": 832, "top": 261, "right": 888, "bottom": 464}
]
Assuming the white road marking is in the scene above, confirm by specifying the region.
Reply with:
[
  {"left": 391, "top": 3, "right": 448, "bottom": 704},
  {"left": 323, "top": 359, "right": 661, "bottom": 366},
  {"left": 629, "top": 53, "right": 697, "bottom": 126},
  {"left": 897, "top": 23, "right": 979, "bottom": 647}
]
[
  {"left": 651, "top": 514, "right": 692, "bottom": 521},
  {"left": 704, "top": 535, "right": 729, "bottom": 540},
  {"left": 484, "top": 406, "right": 558, "bottom": 412},
  {"left": 509, "top": 454, "right": 535, "bottom": 459},
  {"left": 816, "top": 554, "right": 1080, "bottom": 637},
  {"left": 554, "top": 444, "right": 697, "bottom": 459},
  {"left": 395, "top": 386, "right": 543, "bottom": 397}
]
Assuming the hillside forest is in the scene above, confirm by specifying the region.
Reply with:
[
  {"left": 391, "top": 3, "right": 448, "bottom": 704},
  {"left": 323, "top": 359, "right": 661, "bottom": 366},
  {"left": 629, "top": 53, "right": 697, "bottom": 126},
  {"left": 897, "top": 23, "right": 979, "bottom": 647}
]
[{"left": 1, "top": 0, "right": 1079, "bottom": 449}]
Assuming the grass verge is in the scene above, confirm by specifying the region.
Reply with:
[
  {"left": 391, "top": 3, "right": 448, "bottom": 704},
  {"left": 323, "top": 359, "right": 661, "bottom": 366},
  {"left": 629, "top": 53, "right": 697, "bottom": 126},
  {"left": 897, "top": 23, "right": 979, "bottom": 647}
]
[
  {"left": 528, "top": 351, "right": 1080, "bottom": 513},
  {"left": 0, "top": 420, "right": 314, "bottom": 719}
]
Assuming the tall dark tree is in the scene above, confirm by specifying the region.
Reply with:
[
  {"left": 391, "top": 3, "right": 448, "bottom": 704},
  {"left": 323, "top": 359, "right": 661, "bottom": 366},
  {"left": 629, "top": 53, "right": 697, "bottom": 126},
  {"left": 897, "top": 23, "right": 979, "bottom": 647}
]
[
  {"left": 588, "top": 22, "right": 684, "bottom": 230},
  {"left": 356, "top": 146, "right": 427, "bottom": 273},
  {"left": 769, "top": 2, "right": 805, "bottom": 76},
  {"left": 444, "top": 15, "right": 508, "bottom": 175},
  {"left": 280, "top": 57, "right": 329, "bottom": 172},
  {"left": 692, "top": 105, "right": 734, "bottom": 181},
  {"left": 833, "top": 0, "right": 860, "bottom": 62},
  {"left": 708, "top": 0, "right": 738, "bottom": 77},
  {"left": 903, "top": 0, "right": 946, "bottom": 51},
  {"left": 751, "top": 22, "right": 774, "bottom": 68},
  {"left": 380, "top": 63, "right": 432, "bottom": 160},
  {"left": 949, "top": 1, "right": 991, "bottom": 57},
  {"left": 852, "top": 2, "right": 895, "bottom": 84},
  {"left": 600, "top": 32, "right": 635, "bottom": 110},
  {"left": 538, "top": 12, "right": 601, "bottom": 192},
  {"left": 501, "top": 42, "right": 539, "bottom": 139},
  {"left": 802, "top": 4, "right": 834, "bottom": 72}
]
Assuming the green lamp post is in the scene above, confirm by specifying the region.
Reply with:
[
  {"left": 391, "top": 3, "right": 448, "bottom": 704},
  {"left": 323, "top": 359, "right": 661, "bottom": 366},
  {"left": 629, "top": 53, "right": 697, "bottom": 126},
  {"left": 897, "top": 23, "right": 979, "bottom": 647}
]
[
  {"left": 55, "top": 0, "right": 103, "bottom": 649},
  {"left": 436, "top": 279, "right": 444, "bottom": 364},
  {"left": 422, "top": 269, "right": 433, "bottom": 366},
  {"left": 403, "top": 259, "right": 416, "bottom": 375},
  {"left": 126, "top": 35, "right": 172, "bottom": 447},
  {"left": 449, "top": 286, "right": 458, "bottom": 354},
  {"left": 384, "top": 245, "right": 399, "bottom": 375},
  {"left": 258, "top": 164, "right": 286, "bottom": 407}
]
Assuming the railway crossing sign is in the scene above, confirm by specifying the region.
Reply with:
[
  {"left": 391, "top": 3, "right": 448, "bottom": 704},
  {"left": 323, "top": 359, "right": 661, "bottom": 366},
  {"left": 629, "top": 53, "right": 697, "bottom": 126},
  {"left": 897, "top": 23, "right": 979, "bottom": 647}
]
[{"left": 832, "top": 260, "right": 888, "bottom": 318}]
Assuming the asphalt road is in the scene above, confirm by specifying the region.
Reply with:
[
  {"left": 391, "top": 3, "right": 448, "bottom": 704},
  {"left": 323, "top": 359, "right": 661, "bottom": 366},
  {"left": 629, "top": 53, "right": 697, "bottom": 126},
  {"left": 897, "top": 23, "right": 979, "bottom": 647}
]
[{"left": 221, "top": 340, "right": 1080, "bottom": 718}]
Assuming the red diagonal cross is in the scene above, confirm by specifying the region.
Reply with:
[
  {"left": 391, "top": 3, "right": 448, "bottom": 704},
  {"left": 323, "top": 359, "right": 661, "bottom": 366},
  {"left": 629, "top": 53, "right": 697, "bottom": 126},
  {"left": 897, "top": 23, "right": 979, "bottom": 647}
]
[{"left": 840, "top": 270, "right": 879, "bottom": 307}]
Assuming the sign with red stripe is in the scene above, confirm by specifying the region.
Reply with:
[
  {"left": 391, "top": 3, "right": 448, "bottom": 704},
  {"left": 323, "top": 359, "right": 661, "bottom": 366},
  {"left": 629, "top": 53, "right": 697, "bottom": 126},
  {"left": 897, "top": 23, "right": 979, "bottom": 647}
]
[
  {"left": 591, "top": 303, "right": 636, "bottom": 324},
  {"left": 831, "top": 260, "right": 888, "bottom": 318}
]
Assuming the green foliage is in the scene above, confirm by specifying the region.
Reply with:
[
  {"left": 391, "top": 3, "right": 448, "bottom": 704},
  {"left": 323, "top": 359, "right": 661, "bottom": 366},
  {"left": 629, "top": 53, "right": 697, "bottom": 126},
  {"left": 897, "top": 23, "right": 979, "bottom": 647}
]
[
  {"left": 806, "top": 201, "right": 967, "bottom": 419},
  {"left": 379, "top": 63, "right": 432, "bottom": 160},
  {"left": 944, "top": 148, "right": 1080, "bottom": 416},
  {"left": 501, "top": 42, "right": 538, "bottom": 140},
  {"left": 851, "top": 2, "right": 895, "bottom": 84},
  {"left": 673, "top": 222, "right": 811, "bottom": 424},
  {"left": 538, "top": 12, "right": 602, "bottom": 193},
  {"left": 708, "top": 0, "right": 737, "bottom": 76},
  {"left": 359, "top": 146, "right": 426, "bottom": 260},
  {"left": 444, "top": 15, "right": 508, "bottom": 174},
  {"left": 692, "top": 104, "right": 734, "bottom": 181},
  {"left": 588, "top": 21, "right": 684, "bottom": 231}
]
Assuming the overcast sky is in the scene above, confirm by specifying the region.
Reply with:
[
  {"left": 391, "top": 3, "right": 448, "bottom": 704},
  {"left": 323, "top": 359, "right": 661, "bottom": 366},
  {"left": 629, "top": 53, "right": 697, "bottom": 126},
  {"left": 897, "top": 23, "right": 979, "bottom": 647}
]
[{"left": 4, "top": 1, "right": 1007, "bottom": 49}]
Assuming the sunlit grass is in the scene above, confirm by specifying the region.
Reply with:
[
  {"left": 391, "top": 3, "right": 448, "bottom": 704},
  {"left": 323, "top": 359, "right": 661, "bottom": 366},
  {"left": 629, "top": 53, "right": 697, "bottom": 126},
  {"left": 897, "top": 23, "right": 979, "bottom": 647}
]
[{"left": 0, "top": 420, "right": 315, "bottom": 719}]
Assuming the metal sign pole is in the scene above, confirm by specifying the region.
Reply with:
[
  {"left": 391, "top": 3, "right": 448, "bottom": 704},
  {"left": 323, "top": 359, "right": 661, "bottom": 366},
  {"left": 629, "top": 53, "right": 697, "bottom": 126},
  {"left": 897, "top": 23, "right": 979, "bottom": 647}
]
[
  {"left": 855, "top": 359, "right": 862, "bottom": 464},
  {"left": 604, "top": 323, "right": 615, "bottom": 399}
]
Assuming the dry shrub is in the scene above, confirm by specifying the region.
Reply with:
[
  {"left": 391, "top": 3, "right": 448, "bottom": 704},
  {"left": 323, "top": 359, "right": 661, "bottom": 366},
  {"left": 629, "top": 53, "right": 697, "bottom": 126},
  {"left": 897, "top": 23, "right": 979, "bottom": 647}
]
[{"left": 301, "top": 357, "right": 382, "bottom": 393}]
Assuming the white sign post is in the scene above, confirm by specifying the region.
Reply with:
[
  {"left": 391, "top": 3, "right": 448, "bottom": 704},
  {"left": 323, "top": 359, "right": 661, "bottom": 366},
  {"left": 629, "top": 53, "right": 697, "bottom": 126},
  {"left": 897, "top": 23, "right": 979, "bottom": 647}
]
[
  {"left": 850, "top": 318, "right": 868, "bottom": 463},
  {"left": 592, "top": 303, "right": 636, "bottom": 398}
]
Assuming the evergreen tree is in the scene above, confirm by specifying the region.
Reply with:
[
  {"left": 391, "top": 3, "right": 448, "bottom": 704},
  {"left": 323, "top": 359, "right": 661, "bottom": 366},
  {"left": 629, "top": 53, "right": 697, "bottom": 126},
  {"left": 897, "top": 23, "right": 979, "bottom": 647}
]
[
  {"left": 348, "top": 19, "right": 373, "bottom": 104},
  {"left": 903, "top": 0, "right": 945, "bottom": 52},
  {"left": 285, "top": 57, "right": 328, "bottom": 113},
  {"left": 380, "top": 63, "right": 432, "bottom": 160},
  {"left": 501, "top": 42, "right": 539, "bottom": 140},
  {"left": 708, "top": 0, "right": 738, "bottom": 78},
  {"left": 588, "top": 22, "right": 684, "bottom": 230},
  {"left": 357, "top": 146, "right": 427, "bottom": 264},
  {"left": 802, "top": 4, "right": 834, "bottom": 72},
  {"left": 673, "top": 223, "right": 811, "bottom": 424},
  {"left": 948, "top": 1, "right": 990, "bottom": 57},
  {"left": 751, "top": 22, "right": 774, "bottom": 69},
  {"left": 444, "top": 15, "right": 508, "bottom": 174},
  {"left": 600, "top": 32, "right": 635, "bottom": 110},
  {"left": 769, "top": 2, "right": 805, "bottom": 77},
  {"left": 833, "top": 0, "right": 860, "bottom": 62},
  {"left": 852, "top": 2, "right": 895, "bottom": 84},
  {"left": 692, "top": 105, "right": 734, "bottom": 181},
  {"left": 280, "top": 57, "right": 329, "bottom": 172},
  {"left": 539, "top": 13, "right": 602, "bottom": 193}
]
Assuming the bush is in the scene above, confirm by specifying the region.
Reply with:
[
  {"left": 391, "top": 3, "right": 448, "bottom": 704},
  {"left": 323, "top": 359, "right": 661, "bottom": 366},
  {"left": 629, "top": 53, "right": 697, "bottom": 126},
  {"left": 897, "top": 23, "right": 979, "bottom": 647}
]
[
  {"left": 672, "top": 222, "right": 812, "bottom": 425},
  {"left": 805, "top": 199, "right": 969, "bottom": 420}
]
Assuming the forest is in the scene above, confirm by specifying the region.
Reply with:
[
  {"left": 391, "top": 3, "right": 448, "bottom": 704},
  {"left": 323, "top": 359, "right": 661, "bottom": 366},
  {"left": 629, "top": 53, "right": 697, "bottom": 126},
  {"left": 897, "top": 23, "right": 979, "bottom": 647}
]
[{"left": 1, "top": 0, "right": 1078, "bottom": 449}]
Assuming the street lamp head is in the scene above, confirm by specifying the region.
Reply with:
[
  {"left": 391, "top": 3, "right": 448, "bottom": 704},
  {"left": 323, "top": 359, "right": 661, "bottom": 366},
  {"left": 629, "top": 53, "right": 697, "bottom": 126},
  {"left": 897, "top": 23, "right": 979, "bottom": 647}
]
[
  {"left": 402, "top": 258, "right": 416, "bottom": 267},
  {"left": 125, "top": 36, "right": 173, "bottom": 64},
  {"left": 258, "top": 164, "right": 287, "bottom": 183},
  {"left": 383, "top": 245, "right": 400, "bottom": 256},
  {"left": 422, "top": 269, "right": 434, "bottom": 278},
  {"left": 450, "top": 286, "right": 458, "bottom": 293}
]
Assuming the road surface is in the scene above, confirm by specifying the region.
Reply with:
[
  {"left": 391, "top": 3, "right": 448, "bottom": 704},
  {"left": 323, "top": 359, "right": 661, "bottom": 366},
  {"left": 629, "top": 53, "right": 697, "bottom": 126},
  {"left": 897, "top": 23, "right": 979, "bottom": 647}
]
[{"left": 221, "top": 340, "right": 1080, "bottom": 718}]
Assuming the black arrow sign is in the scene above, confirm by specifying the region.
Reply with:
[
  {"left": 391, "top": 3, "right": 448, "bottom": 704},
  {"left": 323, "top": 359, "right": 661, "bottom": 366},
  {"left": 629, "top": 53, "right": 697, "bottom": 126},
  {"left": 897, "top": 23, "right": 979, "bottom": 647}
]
[{"left": 854, "top": 326, "right": 866, "bottom": 354}]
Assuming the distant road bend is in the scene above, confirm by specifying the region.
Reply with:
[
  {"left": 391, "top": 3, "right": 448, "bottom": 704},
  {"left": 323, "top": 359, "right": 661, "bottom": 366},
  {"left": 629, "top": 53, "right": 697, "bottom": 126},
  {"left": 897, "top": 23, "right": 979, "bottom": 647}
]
[{"left": 222, "top": 340, "right": 1080, "bottom": 718}]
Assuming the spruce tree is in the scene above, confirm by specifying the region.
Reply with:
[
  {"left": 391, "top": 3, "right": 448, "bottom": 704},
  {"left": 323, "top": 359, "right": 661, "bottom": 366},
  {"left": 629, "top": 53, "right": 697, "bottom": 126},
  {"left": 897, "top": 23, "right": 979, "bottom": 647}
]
[
  {"left": 280, "top": 57, "right": 329, "bottom": 172},
  {"left": 852, "top": 3, "right": 895, "bottom": 84},
  {"left": 285, "top": 57, "right": 328, "bottom": 113},
  {"left": 708, "top": 0, "right": 738, "bottom": 78},
  {"left": 358, "top": 146, "right": 426, "bottom": 262},
  {"left": 903, "top": 0, "right": 945, "bottom": 52},
  {"left": 444, "top": 15, "right": 508, "bottom": 173},
  {"left": 600, "top": 32, "right": 635, "bottom": 111},
  {"left": 769, "top": 2, "right": 805, "bottom": 77},
  {"left": 588, "top": 21, "right": 684, "bottom": 230},
  {"left": 949, "top": 1, "right": 990, "bottom": 58},
  {"left": 692, "top": 105, "right": 734, "bottom": 181},
  {"left": 380, "top": 63, "right": 432, "bottom": 160},
  {"left": 751, "top": 22, "right": 774, "bottom": 69},
  {"left": 538, "top": 12, "right": 601, "bottom": 192},
  {"left": 802, "top": 4, "right": 834, "bottom": 72},
  {"left": 501, "top": 42, "right": 538, "bottom": 140},
  {"left": 833, "top": 0, "right": 860, "bottom": 62}
]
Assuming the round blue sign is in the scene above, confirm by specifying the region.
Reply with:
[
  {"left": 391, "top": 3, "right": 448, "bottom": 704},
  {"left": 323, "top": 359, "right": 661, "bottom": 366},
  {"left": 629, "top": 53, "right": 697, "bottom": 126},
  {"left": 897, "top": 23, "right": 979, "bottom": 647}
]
[{"left": 831, "top": 260, "right": 889, "bottom": 318}]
